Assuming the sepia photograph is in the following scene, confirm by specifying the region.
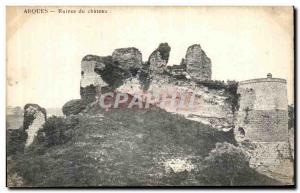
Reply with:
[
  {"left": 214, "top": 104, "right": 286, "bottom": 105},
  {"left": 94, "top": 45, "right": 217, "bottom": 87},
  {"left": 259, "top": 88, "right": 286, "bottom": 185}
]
[{"left": 5, "top": 6, "right": 295, "bottom": 187}]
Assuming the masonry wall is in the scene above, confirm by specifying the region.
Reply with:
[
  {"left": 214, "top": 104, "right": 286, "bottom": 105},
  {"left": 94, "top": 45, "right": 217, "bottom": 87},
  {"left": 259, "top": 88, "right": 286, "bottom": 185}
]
[
  {"left": 80, "top": 59, "right": 107, "bottom": 103},
  {"left": 235, "top": 78, "right": 288, "bottom": 142},
  {"left": 235, "top": 77, "right": 293, "bottom": 184},
  {"left": 236, "top": 110, "right": 288, "bottom": 142},
  {"left": 117, "top": 76, "right": 234, "bottom": 130}
]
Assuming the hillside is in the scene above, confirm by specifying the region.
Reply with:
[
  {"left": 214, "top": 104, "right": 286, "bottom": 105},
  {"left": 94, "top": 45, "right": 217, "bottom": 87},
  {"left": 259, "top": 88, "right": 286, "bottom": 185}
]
[{"left": 9, "top": 107, "right": 280, "bottom": 187}]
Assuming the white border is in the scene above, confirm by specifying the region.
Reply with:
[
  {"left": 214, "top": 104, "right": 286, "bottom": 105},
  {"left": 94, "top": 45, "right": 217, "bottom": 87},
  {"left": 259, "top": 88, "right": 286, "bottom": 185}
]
[{"left": 0, "top": 0, "right": 298, "bottom": 192}]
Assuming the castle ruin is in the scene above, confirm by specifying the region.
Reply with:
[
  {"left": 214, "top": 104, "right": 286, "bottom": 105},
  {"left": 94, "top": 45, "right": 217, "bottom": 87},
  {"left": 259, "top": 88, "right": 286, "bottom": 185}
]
[
  {"left": 234, "top": 73, "right": 293, "bottom": 184},
  {"left": 77, "top": 42, "right": 293, "bottom": 184},
  {"left": 235, "top": 73, "right": 288, "bottom": 142}
]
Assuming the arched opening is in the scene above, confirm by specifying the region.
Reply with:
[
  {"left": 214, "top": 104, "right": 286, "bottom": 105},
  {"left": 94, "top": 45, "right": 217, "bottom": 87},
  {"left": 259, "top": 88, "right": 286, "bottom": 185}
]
[{"left": 238, "top": 127, "right": 245, "bottom": 138}]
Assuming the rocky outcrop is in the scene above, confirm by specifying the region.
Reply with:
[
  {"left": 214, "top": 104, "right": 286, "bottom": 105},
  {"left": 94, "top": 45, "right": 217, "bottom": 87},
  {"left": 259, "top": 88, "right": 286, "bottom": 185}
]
[
  {"left": 148, "top": 43, "right": 171, "bottom": 73},
  {"left": 23, "top": 104, "right": 47, "bottom": 147},
  {"left": 185, "top": 44, "right": 212, "bottom": 81},
  {"left": 62, "top": 99, "right": 86, "bottom": 116}
]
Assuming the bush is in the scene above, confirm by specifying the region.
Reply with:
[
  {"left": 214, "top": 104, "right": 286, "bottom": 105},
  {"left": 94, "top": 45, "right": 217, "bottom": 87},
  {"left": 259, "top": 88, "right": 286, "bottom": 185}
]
[
  {"left": 156, "top": 43, "right": 171, "bottom": 62},
  {"left": 62, "top": 99, "right": 86, "bottom": 116},
  {"left": 36, "top": 116, "right": 78, "bottom": 147},
  {"left": 225, "top": 80, "right": 240, "bottom": 113},
  {"left": 138, "top": 68, "right": 151, "bottom": 91},
  {"left": 199, "top": 142, "right": 250, "bottom": 185},
  {"left": 7, "top": 128, "right": 27, "bottom": 156},
  {"left": 196, "top": 80, "right": 227, "bottom": 90}
]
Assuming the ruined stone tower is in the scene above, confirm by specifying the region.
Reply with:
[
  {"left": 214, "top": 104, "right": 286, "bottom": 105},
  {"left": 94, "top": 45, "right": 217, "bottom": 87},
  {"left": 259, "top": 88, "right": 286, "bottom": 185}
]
[
  {"left": 235, "top": 73, "right": 293, "bottom": 184},
  {"left": 80, "top": 55, "right": 107, "bottom": 103},
  {"left": 235, "top": 73, "right": 288, "bottom": 142},
  {"left": 185, "top": 44, "right": 212, "bottom": 81}
]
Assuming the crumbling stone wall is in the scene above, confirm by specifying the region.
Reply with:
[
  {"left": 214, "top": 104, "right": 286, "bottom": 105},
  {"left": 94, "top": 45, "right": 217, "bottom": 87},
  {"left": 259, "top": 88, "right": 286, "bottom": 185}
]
[
  {"left": 115, "top": 43, "right": 230, "bottom": 129},
  {"left": 148, "top": 43, "right": 171, "bottom": 73},
  {"left": 185, "top": 44, "right": 212, "bottom": 81},
  {"left": 80, "top": 55, "right": 108, "bottom": 103},
  {"left": 112, "top": 47, "right": 142, "bottom": 72},
  {"left": 78, "top": 43, "right": 229, "bottom": 129},
  {"left": 117, "top": 76, "right": 234, "bottom": 130},
  {"left": 23, "top": 104, "right": 47, "bottom": 147},
  {"left": 80, "top": 48, "right": 143, "bottom": 103}
]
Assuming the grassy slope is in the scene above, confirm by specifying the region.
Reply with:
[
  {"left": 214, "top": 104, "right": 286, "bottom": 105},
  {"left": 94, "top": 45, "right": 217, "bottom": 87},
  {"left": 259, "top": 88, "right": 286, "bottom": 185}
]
[{"left": 11, "top": 108, "right": 280, "bottom": 187}]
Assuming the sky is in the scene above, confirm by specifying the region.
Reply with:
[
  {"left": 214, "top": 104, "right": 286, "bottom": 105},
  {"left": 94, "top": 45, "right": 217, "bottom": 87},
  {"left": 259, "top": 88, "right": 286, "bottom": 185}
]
[{"left": 7, "top": 6, "right": 294, "bottom": 108}]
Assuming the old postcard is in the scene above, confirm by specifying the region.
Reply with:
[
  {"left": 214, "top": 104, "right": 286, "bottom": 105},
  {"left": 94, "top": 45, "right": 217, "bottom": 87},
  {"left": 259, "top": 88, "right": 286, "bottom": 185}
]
[{"left": 6, "top": 6, "right": 294, "bottom": 187}]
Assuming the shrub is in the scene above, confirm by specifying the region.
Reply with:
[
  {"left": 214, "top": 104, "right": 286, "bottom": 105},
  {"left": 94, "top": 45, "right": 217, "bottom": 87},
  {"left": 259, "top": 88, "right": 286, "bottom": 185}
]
[
  {"left": 199, "top": 142, "right": 250, "bottom": 185},
  {"left": 196, "top": 80, "right": 227, "bottom": 90},
  {"left": 7, "top": 128, "right": 27, "bottom": 156},
  {"left": 225, "top": 80, "right": 240, "bottom": 113},
  {"left": 138, "top": 68, "right": 151, "bottom": 91},
  {"left": 157, "top": 43, "right": 171, "bottom": 62},
  {"left": 37, "top": 116, "right": 78, "bottom": 147},
  {"left": 62, "top": 99, "right": 86, "bottom": 116}
]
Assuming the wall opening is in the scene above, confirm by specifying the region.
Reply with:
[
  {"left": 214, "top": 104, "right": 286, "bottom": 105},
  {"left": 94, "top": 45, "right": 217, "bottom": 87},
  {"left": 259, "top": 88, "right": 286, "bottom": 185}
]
[{"left": 238, "top": 127, "right": 245, "bottom": 138}]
